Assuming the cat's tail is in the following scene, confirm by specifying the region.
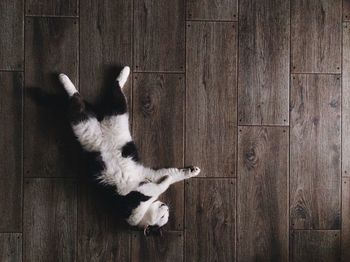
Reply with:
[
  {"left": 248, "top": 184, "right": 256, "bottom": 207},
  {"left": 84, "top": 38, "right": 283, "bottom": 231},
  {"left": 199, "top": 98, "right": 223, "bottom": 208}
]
[
  {"left": 116, "top": 66, "right": 130, "bottom": 89},
  {"left": 59, "top": 74, "right": 78, "bottom": 97}
]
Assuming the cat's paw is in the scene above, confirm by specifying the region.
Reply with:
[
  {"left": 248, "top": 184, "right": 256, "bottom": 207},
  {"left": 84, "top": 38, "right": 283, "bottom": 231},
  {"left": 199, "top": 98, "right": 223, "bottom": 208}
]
[
  {"left": 182, "top": 166, "right": 201, "bottom": 178},
  {"left": 117, "top": 66, "right": 130, "bottom": 88},
  {"left": 58, "top": 73, "right": 78, "bottom": 96}
]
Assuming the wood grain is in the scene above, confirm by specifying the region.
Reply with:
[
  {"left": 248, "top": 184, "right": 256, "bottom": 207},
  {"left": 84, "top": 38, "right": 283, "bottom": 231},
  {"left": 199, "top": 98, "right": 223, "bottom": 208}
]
[
  {"left": 24, "top": 17, "right": 79, "bottom": 178},
  {"left": 26, "top": 0, "right": 77, "bottom": 16},
  {"left": 23, "top": 178, "right": 77, "bottom": 262},
  {"left": 291, "top": 230, "right": 340, "bottom": 262},
  {"left": 237, "top": 126, "right": 288, "bottom": 261},
  {"left": 133, "top": 73, "right": 184, "bottom": 230},
  {"left": 0, "top": 72, "right": 22, "bottom": 232},
  {"left": 185, "top": 179, "right": 235, "bottom": 261},
  {"left": 186, "top": 0, "right": 237, "bottom": 21},
  {"left": 134, "top": 0, "right": 185, "bottom": 72},
  {"left": 131, "top": 231, "right": 183, "bottom": 262},
  {"left": 238, "top": 0, "right": 289, "bottom": 125},
  {"left": 342, "top": 178, "right": 350, "bottom": 261},
  {"left": 0, "top": 0, "right": 23, "bottom": 70},
  {"left": 291, "top": 0, "right": 341, "bottom": 73},
  {"left": 343, "top": 22, "right": 350, "bottom": 176},
  {"left": 77, "top": 182, "right": 130, "bottom": 262},
  {"left": 345, "top": 0, "right": 350, "bottom": 21},
  {"left": 80, "top": 0, "right": 132, "bottom": 103},
  {"left": 0, "top": 233, "right": 22, "bottom": 262},
  {"left": 186, "top": 22, "right": 236, "bottom": 177},
  {"left": 290, "top": 74, "right": 341, "bottom": 229}
]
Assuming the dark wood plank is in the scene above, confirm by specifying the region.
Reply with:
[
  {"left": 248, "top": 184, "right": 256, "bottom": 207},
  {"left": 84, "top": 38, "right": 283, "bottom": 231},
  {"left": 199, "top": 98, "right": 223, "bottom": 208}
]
[
  {"left": 80, "top": 0, "right": 132, "bottom": 103},
  {"left": 345, "top": 0, "right": 350, "bottom": 21},
  {"left": 0, "top": 233, "right": 22, "bottom": 262},
  {"left": 0, "top": 72, "right": 22, "bottom": 232},
  {"left": 342, "top": 178, "right": 350, "bottom": 261},
  {"left": 26, "top": 0, "right": 77, "bottom": 16},
  {"left": 186, "top": 22, "right": 236, "bottom": 177},
  {"left": 133, "top": 73, "right": 184, "bottom": 230},
  {"left": 185, "top": 179, "right": 235, "bottom": 261},
  {"left": 343, "top": 22, "right": 350, "bottom": 177},
  {"left": 77, "top": 183, "right": 130, "bottom": 262},
  {"left": 237, "top": 126, "right": 288, "bottom": 261},
  {"left": 238, "top": 0, "right": 289, "bottom": 125},
  {"left": 186, "top": 0, "right": 237, "bottom": 21},
  {"left": 290, "top": 74, "right": 341, "bottom": 229},
  {"left": 24, "top": 17, "right": 79, "bottom": 178},
  {"left": 134, "top": 0, "right": 185, "bottom": 72},
  {"left": 0, "top": 0, "right": 23, "bottom": 70},
  {"left": 291, "top": 0, "right": 341, "bottom": 73},
  {"left": 131, "top": 231, "right": 183, "bottom": 262},
  {"left": 291, "top": 230, "right": 340, "bottom": 262},
  {"left": 23, "top": 178, "right": 77, "bottom": 261}
]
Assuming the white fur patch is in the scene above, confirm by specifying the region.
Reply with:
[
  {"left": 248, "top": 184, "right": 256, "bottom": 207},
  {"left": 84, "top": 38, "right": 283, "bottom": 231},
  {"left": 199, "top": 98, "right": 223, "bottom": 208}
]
[
  {"left": 117, "top": 66, "right": 130, "bottom": 88},
  {"left": 59, "top": 74, "right": 77, "bottom": 96},
  {"left": 72, "top": 118, "right": 103, "bottom": 152}
]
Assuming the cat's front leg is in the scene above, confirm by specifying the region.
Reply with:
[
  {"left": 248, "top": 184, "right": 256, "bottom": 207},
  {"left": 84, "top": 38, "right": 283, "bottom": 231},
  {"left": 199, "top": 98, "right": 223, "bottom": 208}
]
[
  {"left": 145, "top": 166, "right": 200, "bottom": 183},
  {"left": 138, "top": 167, "right": 200, "bottom": 198},
  {"left": 171, "top": 166, "right": 201, "bottom": 183}
]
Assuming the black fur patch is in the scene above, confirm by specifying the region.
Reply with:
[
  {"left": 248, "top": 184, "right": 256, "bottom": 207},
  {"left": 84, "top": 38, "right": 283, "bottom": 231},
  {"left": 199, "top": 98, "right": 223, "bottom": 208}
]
[
  {"left": 157, "top": 176, "right": 169, "bottom": 184},
  {"left": 69, "top": 93, "right": 93, "bottom": 124},
  {"left": 94, "top": 181, "right": 151, "bottom": 219},
  {"left": 85, "top": 151, "right": 150, "bottom": 220},
  {"left": 121, "top": 191, "right": 152, "bottom": 218},
  {"left": 85, "top": 151, "right": 106, "bottom": 177},
  {"left": 139, "top": 180, "right": 150, "bottom": 186},
  {"left": 121, "top": 141, "right": 139, "bottom": 161},
  {"left": 101, "top": 83, "right": 127, "bottom": 116}
]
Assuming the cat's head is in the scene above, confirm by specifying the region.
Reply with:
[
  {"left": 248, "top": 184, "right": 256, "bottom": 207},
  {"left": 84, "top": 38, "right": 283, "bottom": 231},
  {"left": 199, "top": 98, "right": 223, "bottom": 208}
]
[{"left": 139, "top": 200, "right": 169, "bottom": 236}]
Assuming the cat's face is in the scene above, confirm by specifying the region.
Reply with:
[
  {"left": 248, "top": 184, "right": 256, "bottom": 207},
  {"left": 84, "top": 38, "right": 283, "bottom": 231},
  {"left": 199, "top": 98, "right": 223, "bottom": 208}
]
[{"left": 152, "top": 201, "right": 169, "bottom": 227}]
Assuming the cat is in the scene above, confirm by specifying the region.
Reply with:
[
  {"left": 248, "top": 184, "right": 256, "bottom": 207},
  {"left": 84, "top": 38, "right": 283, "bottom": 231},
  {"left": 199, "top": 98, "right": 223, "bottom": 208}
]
[{"left": 58, "top": 66, "right": 200, "bottom": 235}]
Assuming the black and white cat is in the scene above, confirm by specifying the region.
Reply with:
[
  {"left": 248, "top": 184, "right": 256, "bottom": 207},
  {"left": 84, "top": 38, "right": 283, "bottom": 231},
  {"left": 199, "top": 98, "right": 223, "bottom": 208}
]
[{"left": 59, "top": 66, "right": 200, "bottom": 235}]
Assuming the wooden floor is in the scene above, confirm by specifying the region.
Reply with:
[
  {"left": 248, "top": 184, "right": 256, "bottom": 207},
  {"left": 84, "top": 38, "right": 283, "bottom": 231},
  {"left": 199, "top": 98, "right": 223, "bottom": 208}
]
[{"left": 1, "top": 0, "right": 350, "bottom": 261}]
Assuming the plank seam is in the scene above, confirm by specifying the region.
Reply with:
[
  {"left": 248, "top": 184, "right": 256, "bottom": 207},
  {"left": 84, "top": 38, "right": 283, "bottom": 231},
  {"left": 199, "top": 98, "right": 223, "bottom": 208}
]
[
  {"left": 341, "top": 3, "right": 344, "bottom": 259},
  {"left": 291, "top": 72, "right": 342, "bottom": 75},
  {"left": 235, "top": 1, "right": 240, "bottom": 261},
  {"left": 133, "top": 71, "right": 185, "bottom": 74},
  {"left": 130, "top": 0, "right": 135, "bottom": 260},
  {"left": 76, "top": 2, "right": 80, "bottom": 261},
  {"left": 183, "top": 0, "right": 187, "bottom": 260},
  {"left": 0, "top": 69, "right": 24, "bottom": 72},
  {"left": 238, "top": 124, "right": 289, "bottom": 128},
  {"left": 22, "top": 1, "right": 26, "bottom": 260},
  {"left": 288, "top": 0, "right": 292, "bottom": 260},
  {"left": 25, "top": 15, "right": 78, "bottom": 18},
  {"left": 185, "top": 19, "right": 238, "bottom": 22}
]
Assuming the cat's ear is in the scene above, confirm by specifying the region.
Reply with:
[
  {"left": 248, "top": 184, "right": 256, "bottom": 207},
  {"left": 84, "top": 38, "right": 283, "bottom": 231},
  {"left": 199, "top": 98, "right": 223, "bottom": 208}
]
[
  {"left": 144, "top": 225, "right": 151, "bottom": 236},
  {"left": 144, "top": 225, "right": 163, "bottom": 237}
]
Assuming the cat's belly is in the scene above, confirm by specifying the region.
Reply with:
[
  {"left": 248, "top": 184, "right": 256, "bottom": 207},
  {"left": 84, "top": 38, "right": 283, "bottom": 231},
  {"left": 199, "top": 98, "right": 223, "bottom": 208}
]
[{"left": 98, "top": 147, "right": 143, "bottom": 196}]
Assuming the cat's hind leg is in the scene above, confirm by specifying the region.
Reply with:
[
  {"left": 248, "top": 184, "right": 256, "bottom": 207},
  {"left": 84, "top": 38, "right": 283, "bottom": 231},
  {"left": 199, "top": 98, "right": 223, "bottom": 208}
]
[
  {"left": 116, "top": 66, "right": 130, "bottom": 90},
  {"left": 100, "top": 66, "right": 132, "bottom": 148},
  {"left": 59, "top": 74, "right": 103, "bottom": 152},
  {"left": 102, "top": 66, "right": 130, "bottom": 116}
]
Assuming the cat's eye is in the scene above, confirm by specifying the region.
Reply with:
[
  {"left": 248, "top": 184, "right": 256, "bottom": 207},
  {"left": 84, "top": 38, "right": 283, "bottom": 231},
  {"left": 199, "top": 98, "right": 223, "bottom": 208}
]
[{"left": 161, "top": 215, "right": 165, "bottom": 219}]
